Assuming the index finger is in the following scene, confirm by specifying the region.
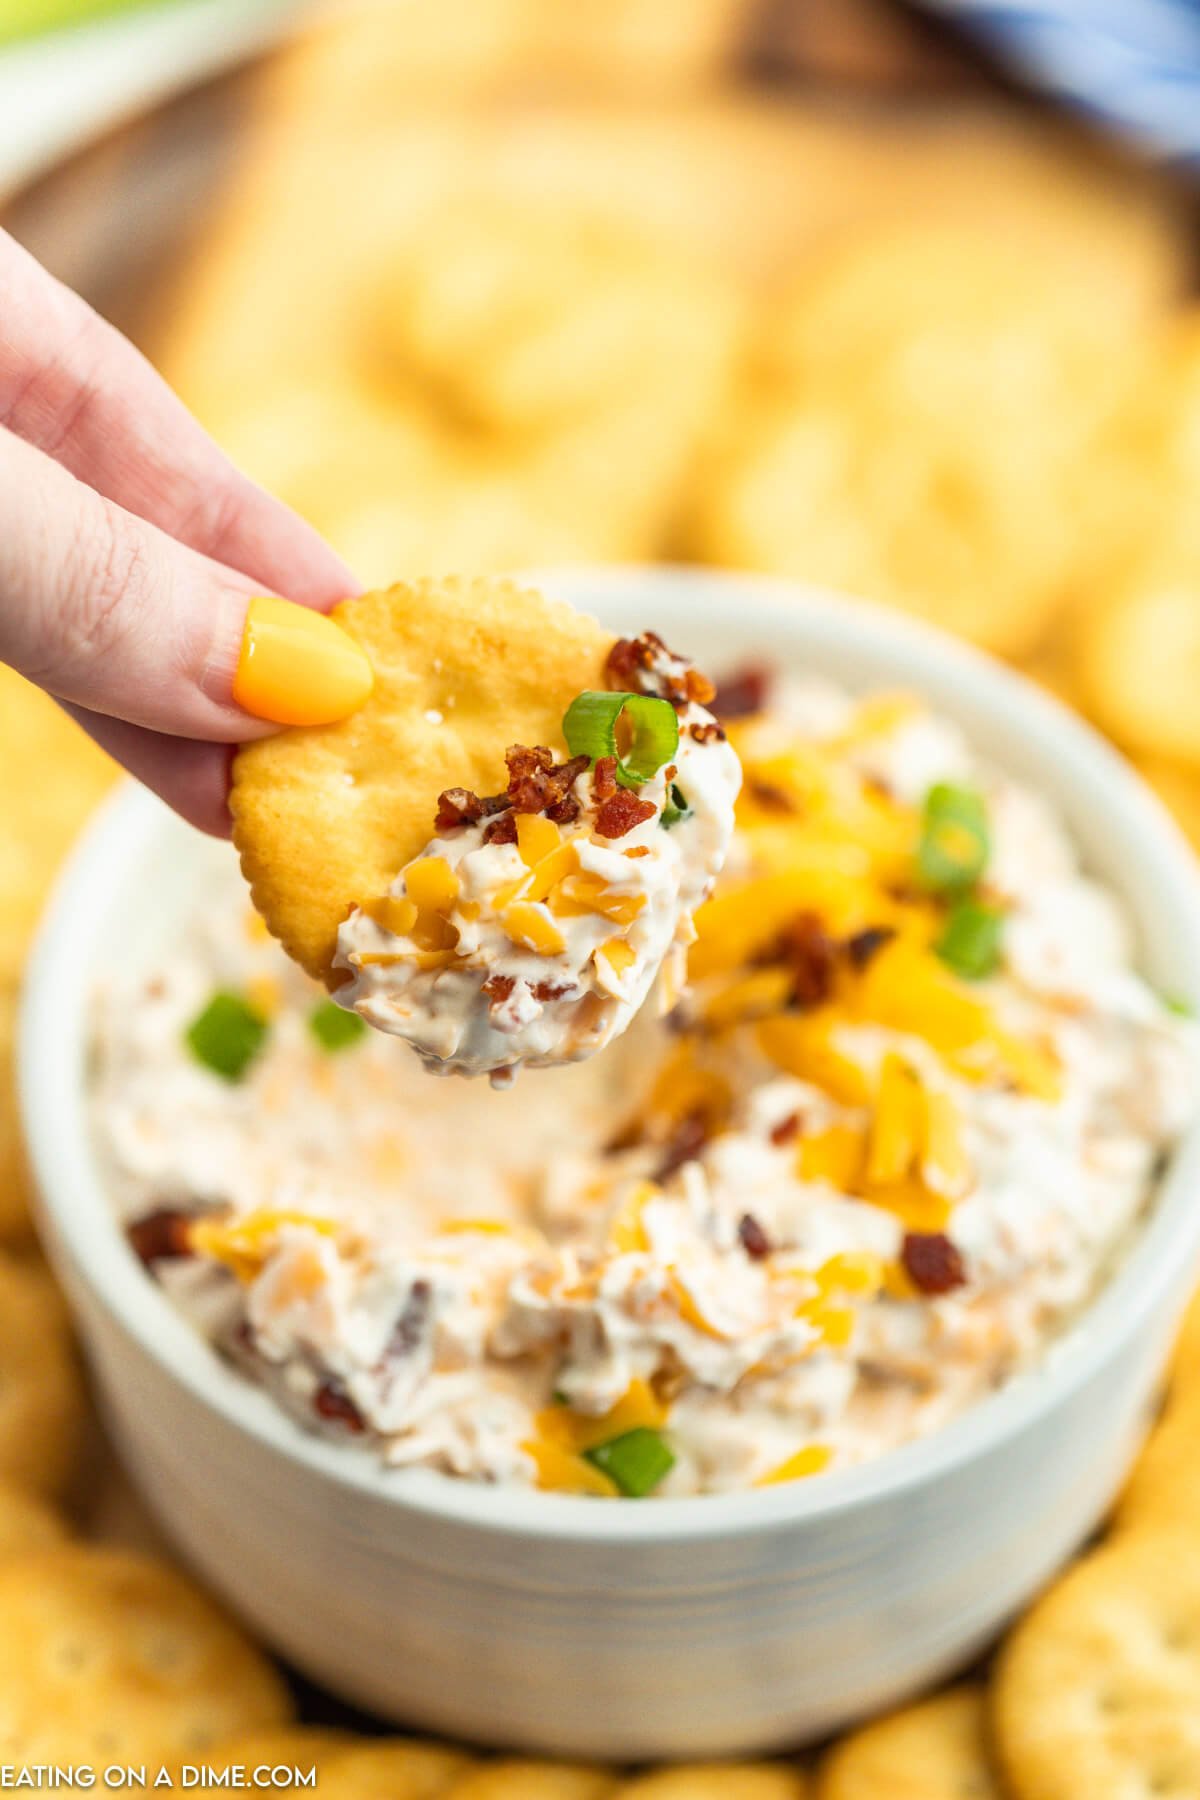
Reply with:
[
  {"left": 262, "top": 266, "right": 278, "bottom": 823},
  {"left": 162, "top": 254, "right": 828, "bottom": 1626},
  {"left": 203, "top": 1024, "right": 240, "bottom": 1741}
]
[{"left": 0, "top": 228, "right": 358, "bottom": 607}]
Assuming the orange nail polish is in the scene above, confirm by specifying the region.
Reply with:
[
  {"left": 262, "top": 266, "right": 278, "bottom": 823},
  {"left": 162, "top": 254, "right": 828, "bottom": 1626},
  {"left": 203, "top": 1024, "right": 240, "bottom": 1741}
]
[{"left": 233, "top": 596, "right": 374, "bottom": 727}]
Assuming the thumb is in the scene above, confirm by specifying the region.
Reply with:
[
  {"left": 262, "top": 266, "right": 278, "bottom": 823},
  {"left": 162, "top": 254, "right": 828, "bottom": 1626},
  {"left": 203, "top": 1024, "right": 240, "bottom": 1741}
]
[{"left": 0, "top": 427, "right": 372, "bottom": 740}]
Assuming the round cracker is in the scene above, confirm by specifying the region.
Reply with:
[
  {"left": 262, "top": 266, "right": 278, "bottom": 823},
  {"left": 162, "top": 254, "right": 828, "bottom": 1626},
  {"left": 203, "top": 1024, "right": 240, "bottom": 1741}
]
[
  {"left": 0, "top": 1475, "right": 68, "bottom": 1560},
  {"left": 994, "top": 1530, "right": 1200, "bottom": 1799},
  {"left": 321, "top": 1738, "right": 473, "bottom": 1798},
  {"left": 816, "top": 1688, "right": 999, "bottom": 1800},
  {"left": 1113, "top": 1386, "right": 1200, "bottom": 1537},
  {"left": 616, "top": 1765, "right": 807, "bottom": 1798},
  {"left": 0, "top": 1250, "right": 87, "bottom": 1500},
  {"left": 442, "top": 1764, "right": 616, "bottom": 1800},
  {"left": 0, "top": 1545, "right": 293, "bottom": 1763},
  {"left": 1081, "top": 561, "right": 1200, "bottom": 766},
  {"left": 230, "top": 578, "right": 612, "bottom": 987},
  {"left": 1171, "top": 1284, "right": 1200, "bottom": 1393},
  {"left": 1141, "top": 757, "right": 1200, "bottom": 854},
  {"left": 372, "top": 199, "right": 741, "bottom": 437},
  {"left": 163, "top": 1726, "right": 353, "bottom": 1784},
  {"left": 695, "top": 394, "right": 1065, "bottom": 658}
]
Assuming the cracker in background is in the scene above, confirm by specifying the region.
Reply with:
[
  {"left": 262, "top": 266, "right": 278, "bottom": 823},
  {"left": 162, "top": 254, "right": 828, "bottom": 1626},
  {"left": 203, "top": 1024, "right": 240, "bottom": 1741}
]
[
  {"left": 0, "top": 668, "right": 114, "bottom": 987},
  {"left": 694, "top": 219, "right": 1156, "bottom": 658},
  {"left": 163, "top": 1727, "right": 354, "bottom": 1784},
  {"left": 994, "top": 1530, "right": 1200, "bottom": 1800},
  {"left": 0, "top": 1476, "right": 68, "bottom": 1561},
  {"left": 1080, "top": 541, "right": 1200, "bottom": 767},
  {"left": 235, "top": 201, "right": 746, "bottom": 584},
  {"left": 442, "top": 1765, "right": 616, "bottom": 1800},
  {"left": 320, "top": 1739, "right": 475, "bottom": 1798},
  {"left": 1071, "top": 309, "right": 1200, "bottom": 596},
  {"left": 372, "top": 200, "right": 744, "bottom": 438},
  {"left": 1113, "top": 1390, "right": 1200, "bottom": 1538},
  {"left": 257, "top": 0, "right": 745, "bottom": 133},
  {"left": 159, "top": 78, "right": 1187, "bottom": 438},
  {"left": 816, "top": 1688, "right": 1000, "bottom": 1800},
  {"left": 231, "top": 579, "right": 611, "bottom": 986},
  {"left": 616, "top": 1765, "right": 807, "bottom": 1797},
  {"left": 0, "top": 1250, "right": 87, "bottom": 1500},
  {"left": 1141, "top": 759, "right": 1200, "bottom": 855},
  {"left": 0, "top": 1545, "right": 293, "bottom": 1763}
]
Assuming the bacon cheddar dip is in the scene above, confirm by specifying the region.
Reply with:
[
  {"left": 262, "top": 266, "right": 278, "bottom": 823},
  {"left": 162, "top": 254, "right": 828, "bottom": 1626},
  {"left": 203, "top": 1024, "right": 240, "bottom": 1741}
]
[
  {"left": 335, "top": 634, "right": 740, "bottom": 1080},
  {"left": 93, "top": 670, "right": 1198, "bottom": 1498}
]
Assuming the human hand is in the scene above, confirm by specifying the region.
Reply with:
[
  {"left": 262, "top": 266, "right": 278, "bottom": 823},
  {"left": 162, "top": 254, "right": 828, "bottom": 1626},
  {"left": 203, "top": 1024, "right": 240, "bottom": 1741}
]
[{"left": 0, "top": 228, "right": 371, "bottom": 836}]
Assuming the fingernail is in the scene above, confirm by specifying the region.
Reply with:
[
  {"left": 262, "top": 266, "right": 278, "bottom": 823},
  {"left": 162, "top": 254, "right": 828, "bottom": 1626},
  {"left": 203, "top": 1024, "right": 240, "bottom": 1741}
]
[{"left": 233, "top": 596, "right": 374, "bottom": 727}]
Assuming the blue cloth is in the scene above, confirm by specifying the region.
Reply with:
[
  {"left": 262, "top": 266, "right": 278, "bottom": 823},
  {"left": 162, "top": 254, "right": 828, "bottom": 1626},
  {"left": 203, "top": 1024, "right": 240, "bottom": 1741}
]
[{"left": 919, "top": 1, "right": 1200, "bottom": 164}]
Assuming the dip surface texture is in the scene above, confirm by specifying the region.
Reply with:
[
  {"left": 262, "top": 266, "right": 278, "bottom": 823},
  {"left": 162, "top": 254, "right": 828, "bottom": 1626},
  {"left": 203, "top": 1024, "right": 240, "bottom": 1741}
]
[{"left": 91, "top": 676, "right": 1198, "bottom": 1498}]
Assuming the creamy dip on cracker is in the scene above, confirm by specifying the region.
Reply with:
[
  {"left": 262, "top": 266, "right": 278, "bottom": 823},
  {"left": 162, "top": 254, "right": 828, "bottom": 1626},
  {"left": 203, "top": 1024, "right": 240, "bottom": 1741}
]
[
  {"left": 335, "top": 634, "right": 739, "bottom": 1082},
  {"left": 91, "top": 671, "right": 1198, "bottom": 1498}
]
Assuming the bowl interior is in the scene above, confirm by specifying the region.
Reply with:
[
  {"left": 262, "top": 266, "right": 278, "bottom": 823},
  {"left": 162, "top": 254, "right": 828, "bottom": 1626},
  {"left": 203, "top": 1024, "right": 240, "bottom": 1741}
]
[{"left": 20, "top": 565, "right": 1200, "bottom": 1542}]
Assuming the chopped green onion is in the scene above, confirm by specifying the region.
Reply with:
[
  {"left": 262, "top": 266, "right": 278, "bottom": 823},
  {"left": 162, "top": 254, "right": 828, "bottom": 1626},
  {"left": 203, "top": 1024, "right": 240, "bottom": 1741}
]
[
  {"left": 661, "top": 784, "right": 691, "bottom": 829},
  {"left": 917, "top": 784, "right": 990, "bottom": 896},
  {"left": 935, "top": 900, "right": 1005, "bottom": 980},
  {"left": 185, "top": 991, "right": 268, "bottom": 1082},
  {"left": 308, "top": 1000, "right": 367, "bottom": 1052},
  {"left": 562, "top": 690, "right": 679, "bottom": 791},
  {"left": 584, "top": 1426, "right": 675, "bottom": 1498},
  {"left": 1163, "top": 991, "right": 1196, "bottom": 1019}
]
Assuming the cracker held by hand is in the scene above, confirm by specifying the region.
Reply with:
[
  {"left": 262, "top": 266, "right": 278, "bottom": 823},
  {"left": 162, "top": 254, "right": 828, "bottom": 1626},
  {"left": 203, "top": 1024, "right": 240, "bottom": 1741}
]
[{"left": 231, "top": 578, "right": 612, "bottom": 987}]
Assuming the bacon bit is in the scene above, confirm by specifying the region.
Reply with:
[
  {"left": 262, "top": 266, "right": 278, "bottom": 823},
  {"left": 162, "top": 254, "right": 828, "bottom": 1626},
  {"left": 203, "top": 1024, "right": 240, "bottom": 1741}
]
[
  {"left": 605, "top": 636, "right": 648, "bottom": 691},
  {"left": 663, "top": 764, "right": 677, "bottom": 781},
  {"left": 385, "top": 1279, "right": 432, "bottom": 1362},
  {"left": 127, "top": 1208, "right": 199, "bottom": 1267},
  {"left": 713, "top": 665, "right": 770, "bottom": 721},
  {"left": 688, "top": 721, "right": 726, "bottom": 744},
  {"left": 769, "top": 1112, "right": 801, "bottom": 1146},
  {"left": 531, "top": 980, "right": 573, "bottom": 1002},
  {"left": 434, "top": 787, "right": 508, "bottom": 833},
  {"left": 779, "top": 912, "right": 839, "bottom": 1009},
  {"left": 505, "top": 745, "right": 590, "bottom": 824},
  {"left": 845, "top": 925, "right": 897, "bottom": 971},
  {"left": 900, "top": 1232, "right": 967, "bottom": 1296},
  {"left": 605, "top": 631, "right": 716, "bottom": 708},
  {"left": 314, "top": 1380, "right": 367, "bottom": 1433},
  {"left": 482, "top": 974, "right": 515, "bottom": 1006},
  {"left": 595, "top": 790, "right": 657, "bottom": 839},
  {"left": 484, "top": 813, "right": 518, "bottom": 845},
  {"left": 747, "top": 778, "right": 794, "bottom": 814},
  {"left": 593, "top": 755, "right": 618, "bottom": 802},
  {"left": 738, "top": 1213, "right": 772, "bottom": 1260},
  {"left": 505, "top": 744, "right": 554, "bottom": 812},
  {"left": 654, "top": 1108, "right": 710, "bottom": 1180},
  {"left": 434, "top": 787, "right": 482, "bottom": 832}
]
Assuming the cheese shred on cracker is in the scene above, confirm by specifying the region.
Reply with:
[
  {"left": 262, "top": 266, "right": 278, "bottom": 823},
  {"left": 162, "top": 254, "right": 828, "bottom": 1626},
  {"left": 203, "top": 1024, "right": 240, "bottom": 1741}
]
[{"left": 232, "top": 578, "right": 740, "bottom": 1082}]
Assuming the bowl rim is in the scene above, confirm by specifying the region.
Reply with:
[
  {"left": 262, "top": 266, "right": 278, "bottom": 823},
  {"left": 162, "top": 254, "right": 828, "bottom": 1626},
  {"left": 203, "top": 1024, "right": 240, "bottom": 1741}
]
[{"left": 20, "top": 564, "right": 1200, "bottom": 1548}]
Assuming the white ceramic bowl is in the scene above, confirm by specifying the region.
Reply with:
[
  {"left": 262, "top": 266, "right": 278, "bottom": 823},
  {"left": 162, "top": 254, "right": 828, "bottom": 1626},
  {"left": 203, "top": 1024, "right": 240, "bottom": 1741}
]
[{"left": 20, "top": 567, "right": 1200, "bottom": 1761}]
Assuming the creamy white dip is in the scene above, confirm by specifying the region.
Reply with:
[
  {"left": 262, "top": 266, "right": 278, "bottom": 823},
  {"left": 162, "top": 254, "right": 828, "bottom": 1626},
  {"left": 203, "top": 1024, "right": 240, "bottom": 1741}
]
[
  {"left": 90, "top": 676, "right": 1199, "bottom": 1498},
  {"left": 335, "top": 704, "right": 739, "bottom": 1081}
]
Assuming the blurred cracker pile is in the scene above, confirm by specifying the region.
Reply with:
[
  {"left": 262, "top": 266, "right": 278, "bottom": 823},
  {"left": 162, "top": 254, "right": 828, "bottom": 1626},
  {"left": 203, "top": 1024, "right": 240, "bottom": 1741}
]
[{"left": 158, "top": 0, "right": 1200, "bottom": 862}]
